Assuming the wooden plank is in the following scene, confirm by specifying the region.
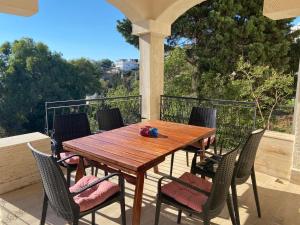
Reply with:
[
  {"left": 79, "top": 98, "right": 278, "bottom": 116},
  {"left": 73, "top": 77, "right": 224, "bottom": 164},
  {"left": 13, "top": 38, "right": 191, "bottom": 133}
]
[
  {"left": 90, "top": 133, "right": 165, "bottom": 156},
  {"left": 81, "top": 136, "right": 155, "bottom": 162},
  {"left": 64, "top": 140, "right": 142, "bottom": 171},
  {"left": 109, "top": 127, "right": 184, "bottom": 149}
]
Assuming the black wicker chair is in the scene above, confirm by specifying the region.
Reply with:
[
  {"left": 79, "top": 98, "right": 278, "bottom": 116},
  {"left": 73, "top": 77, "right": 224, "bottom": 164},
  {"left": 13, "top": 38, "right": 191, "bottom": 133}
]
[
  {"left": 28, "top": 143, "right": 126, "bottom": 225},
  {"left": 191, "top": 129, "right": 266, "bottom": 225},
  {"left": 96, "top": 107, "right": 124, "bottom": 131},
  {"left": 155, "top": 145, "right": 239, "bottom": 225},
  {"left": 169, "top": 107, "right": 217, "bottom": 176},
  {"left": 51, "top": 112, "right": 94, "bottom": 186}
]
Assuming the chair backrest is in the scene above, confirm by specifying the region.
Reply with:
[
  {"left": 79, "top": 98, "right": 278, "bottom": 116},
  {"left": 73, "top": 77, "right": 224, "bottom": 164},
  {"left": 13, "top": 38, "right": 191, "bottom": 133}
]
[
  {"left": 204, "top": 146, "right": 239, "bottom": 217},
  {"left": 188, "top": 107, "right": 217, "bottom": 128},
  {"left": 52, "top": 113, "right": 91, "bottom": 153},
  {"left": 235, "top": 128, "right": 266, "bottom": 183},
  {"left": 96, "top": 107, "right": 124, "bottom": 131},
  {"left": 28, "top": 143, "right": 79, "bottom": 221}
]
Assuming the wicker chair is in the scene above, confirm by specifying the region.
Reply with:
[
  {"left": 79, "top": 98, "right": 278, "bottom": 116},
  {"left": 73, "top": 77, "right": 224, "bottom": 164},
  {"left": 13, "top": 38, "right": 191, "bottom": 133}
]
[
  {"left": 154, "top": 146, "right": 239, "bottom": 225},
  {"left": 96, "top": 107, "right": 124, "bottom": 131},
  {"left": 169, "top": 107, "right": 217, "bottom": 176},
  {"left": 28, "top": 143, "right": 126, "bottom": 225},
  {"left": 191, "top": 129, "right": 266, "bottom": 225},
  {"left": 51, "top": 112, "right": 94, "bottom": 186}
]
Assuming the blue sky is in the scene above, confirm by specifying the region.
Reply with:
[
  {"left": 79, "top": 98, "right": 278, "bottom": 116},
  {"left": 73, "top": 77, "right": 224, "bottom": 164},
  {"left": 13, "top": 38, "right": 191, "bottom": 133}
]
[
  {"left": 0, "top": 1, "right": 299, "bottom": 61},
  {"left": 0, "top": 0, "right": 138, "bottom": 61}
]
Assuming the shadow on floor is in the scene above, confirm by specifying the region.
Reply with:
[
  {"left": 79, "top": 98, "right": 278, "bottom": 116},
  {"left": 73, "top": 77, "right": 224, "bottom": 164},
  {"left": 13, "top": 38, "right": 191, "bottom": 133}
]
[{"left": 1, "top": 176, "right": 300, "bottom": 225}]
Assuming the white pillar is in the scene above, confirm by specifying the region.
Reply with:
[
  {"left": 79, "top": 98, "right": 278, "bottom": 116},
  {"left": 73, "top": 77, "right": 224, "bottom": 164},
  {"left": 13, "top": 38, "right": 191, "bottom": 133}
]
[
  {"left": 292, "top": 60, "right": 300, "bottom": 183},
  {"left": 132, "top": 20, "right": 170, "bottom": 120},
  {"left": 138, "top": 33, "right": 165, "bottom": 119}
]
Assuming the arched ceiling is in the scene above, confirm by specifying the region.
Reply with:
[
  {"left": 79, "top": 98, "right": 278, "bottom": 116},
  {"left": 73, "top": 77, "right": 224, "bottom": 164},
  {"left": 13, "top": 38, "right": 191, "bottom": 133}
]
[
  {"left": 0, "top": 0, "right": 38, "bottom": 16},
  {"left": 263, "top": 0, "right": 300, "bottom": 20},
  {"left": 106, "top": 0, "right": 205, "bottom": 24}
]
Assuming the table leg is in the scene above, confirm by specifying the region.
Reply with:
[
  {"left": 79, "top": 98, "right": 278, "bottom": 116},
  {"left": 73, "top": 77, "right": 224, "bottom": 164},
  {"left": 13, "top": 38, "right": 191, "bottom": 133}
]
[
  {"left": 75, "top": 157, "right": 85, "bottom": 183},
  {"left": 153, "top": 166, "right": 159, "bottom": 173},
  {"left": 132, "top": 171, "right": 145, "bottom": 225},
  {"left": 200, "top": 139, "right": 205, "bottom": 161}
]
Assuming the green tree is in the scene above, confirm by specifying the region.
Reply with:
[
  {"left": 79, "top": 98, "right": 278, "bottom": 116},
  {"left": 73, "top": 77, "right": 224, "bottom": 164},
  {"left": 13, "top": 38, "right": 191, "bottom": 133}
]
[
  {"left": 164, "top": 47, "right": 195, "bottom": 96},
  {"left": 94, "top": 58, "right": 114, "bottom": 74},
  {"left": 231, "top": 57, "right": 294, "bottom": 129},
  {"left": 116, "top": 0, "right": 299, "bottom": 97},
  {"left": 0, "top": 38, "right": 101, "bottom": 136}
]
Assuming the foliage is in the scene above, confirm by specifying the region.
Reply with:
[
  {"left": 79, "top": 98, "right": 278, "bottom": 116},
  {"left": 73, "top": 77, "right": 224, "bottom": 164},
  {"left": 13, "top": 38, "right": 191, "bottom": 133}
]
[
  {"left": 164, "top": 47, "right": 195, "bottom": 96},
  {"left": 94, "top": 58, "right": 114, "bottom": 74},
  {"left": 0, "top": 38, "right": 101, "bottom": 136},
  {"left": 107, "top": 79, "right": 139, "bottom": 97},
  {"left": 116, "top": 0, "right": 299, "bottom": 98},
  {"left": 231, "top": 57, "right": 294, "bottom": 129}
]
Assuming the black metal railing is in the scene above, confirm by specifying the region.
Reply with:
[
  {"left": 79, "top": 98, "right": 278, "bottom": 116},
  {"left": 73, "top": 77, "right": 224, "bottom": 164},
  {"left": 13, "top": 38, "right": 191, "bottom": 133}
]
[
  {"left": 45, "top": 95, "right": 142, "bottom": 135},
  {"left": 160, "top": 95, "right": 257, "bottom": 147},
  {"left": 269, "top": 105, "right": 294, "bottom": 134}
]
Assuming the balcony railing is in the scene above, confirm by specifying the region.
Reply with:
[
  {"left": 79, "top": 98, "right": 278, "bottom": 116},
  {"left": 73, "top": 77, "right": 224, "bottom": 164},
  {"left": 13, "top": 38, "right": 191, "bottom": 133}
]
[
  {"left": 160, "top": 95, "right": 257, "bottom": 146},
  {"left": 45, "top": 95, "right": 142, "bottom": 135}
]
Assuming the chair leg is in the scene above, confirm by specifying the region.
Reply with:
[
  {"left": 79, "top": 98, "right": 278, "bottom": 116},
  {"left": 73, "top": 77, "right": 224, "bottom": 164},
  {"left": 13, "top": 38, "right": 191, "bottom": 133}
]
[
  {"left": 203, "top": 215, "right": 210, "bottom": 225},
  {"left": 186, "top": 151, "right": 189, "bottom": 167},
  {"left": 190, "top": 152, "right": 197, "bottom": 174},
  {"left": 120, "top": 196, "right": 127, "bottom": 225},
  {"left": 66, "top": 167, "right": 71, "bottom": 186},
  {"left": 231, "top": 183, "right": 240, "bottom": 225},
  {"left": 227, "top": 194, "right": 237, "bottom": 225},
  {"left": 251, "top": 167, "right": 261, "bottom": 218},
  {"left": 170, "top": 153, "right": 175, "bottom": 176},
  {"left": 154, "top": 197, "right": 162, "bottom": 225},
  {"left": 40, "top": 192, "right": 48, "bottom": 225},
  {"left": 177, "top": 209, "right": 182, "bottom": 224},
  {"left": 72, "top": 218, "right": 79, "bottom": 225},
  {"left": 95, "top": 168, "right": 98, "bottom": 177},
  {"left": 91, "top": 166, "right": 94, "bottom": 175},
  {"left": 92, "top": 211, "right": 96, "bottom": 225}
]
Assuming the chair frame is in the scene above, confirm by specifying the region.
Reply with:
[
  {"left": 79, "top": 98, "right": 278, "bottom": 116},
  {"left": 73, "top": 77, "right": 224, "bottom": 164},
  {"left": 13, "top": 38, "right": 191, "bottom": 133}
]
[
  {"left": 96, "top": 107, "right": 125, "bottom": 131},
  {"left": 155, "top": 147, "right": 239, "bottom": 225},
  {"left": 191, "top": 129, "right": 266, "bottom": 225},
  {"left": 28, "top": 143, "right": 126, "bottom": 225},
  {"left": 51, "top": 112, "right": 95, "bottom": 185},
  {"left": 170, "top": 107, "right": 217, "bottom": 176}
]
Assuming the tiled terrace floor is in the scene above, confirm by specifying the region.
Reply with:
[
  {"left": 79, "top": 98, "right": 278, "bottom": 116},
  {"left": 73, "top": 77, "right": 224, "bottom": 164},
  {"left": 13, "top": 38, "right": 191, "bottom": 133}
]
[{"left": 1, "top": 151, "right": 300, "bottom": 225}]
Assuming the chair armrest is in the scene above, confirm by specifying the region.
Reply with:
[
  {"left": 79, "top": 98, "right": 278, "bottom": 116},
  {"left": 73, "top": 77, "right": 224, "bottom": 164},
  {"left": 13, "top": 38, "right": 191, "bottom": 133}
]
[
  {"left": 92, "top": 130, "right": 105, "bottom": 134},
  {"left": 51, "top": 139, "right": 58, "bottom": 156},
  {"left": 157, "top": 175, "right": 210, "bottom": 197},
  {"left": 71, "top": 173, "right": 124, "bottom": 196},
  {"left": 57, "top": 154, "right": 81, "bottom": 163}
]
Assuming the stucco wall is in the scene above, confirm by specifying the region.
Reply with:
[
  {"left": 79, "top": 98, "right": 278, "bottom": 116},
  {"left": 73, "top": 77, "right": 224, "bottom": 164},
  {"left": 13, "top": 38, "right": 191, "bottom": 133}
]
[
  {"left": 0, "top": 132, "right": 51, "bottom": 194},
  {"left": 255, "top": 130, "right": 294, "bottom": 180}
]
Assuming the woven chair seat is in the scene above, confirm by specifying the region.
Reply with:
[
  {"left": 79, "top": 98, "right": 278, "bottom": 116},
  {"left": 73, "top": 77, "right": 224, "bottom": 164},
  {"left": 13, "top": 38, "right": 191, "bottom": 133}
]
[
  {"left": 70, "top": 175, "right": 120, "bottom": 212},
  {"left": 161, "top": 172, "right": 212, "bottom": 212}
]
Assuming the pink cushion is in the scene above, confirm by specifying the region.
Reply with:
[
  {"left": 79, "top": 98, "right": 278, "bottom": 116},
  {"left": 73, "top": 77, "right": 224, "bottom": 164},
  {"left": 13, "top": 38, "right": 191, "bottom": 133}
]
[
  {"left": 60, "top": 152, "right": 88, "bottom": 165},
  {"left": 161, "top": 172, "right": 212, "bottom": 212},
  {"left": 204, "top": 135, "right": 216, "bottom": 146},
  {"left": 70, "top": 175, "right": 120, "bottom": 212}
]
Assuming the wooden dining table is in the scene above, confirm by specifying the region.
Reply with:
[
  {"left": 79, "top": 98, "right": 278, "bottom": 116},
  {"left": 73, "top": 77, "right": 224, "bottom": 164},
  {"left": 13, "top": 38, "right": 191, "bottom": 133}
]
[{"left": 63, "top": 119, "right": 216, "bottom": 225}]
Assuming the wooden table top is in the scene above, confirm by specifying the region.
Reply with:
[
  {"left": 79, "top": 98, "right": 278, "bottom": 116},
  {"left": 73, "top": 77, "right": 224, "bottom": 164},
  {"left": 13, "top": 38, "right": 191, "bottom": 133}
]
[{"left": 63, "top": 120, "right": 215, "bottom": 174}]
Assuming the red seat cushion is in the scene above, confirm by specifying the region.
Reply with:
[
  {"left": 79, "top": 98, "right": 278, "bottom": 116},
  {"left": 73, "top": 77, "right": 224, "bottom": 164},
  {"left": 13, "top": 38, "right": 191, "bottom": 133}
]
[
  {"left": 60, "top": 152, "right": 88, "bottom": 165},
  {"left": 70, "top": 175, "right": 120, "bottom": 212},
  {"left": 203, "top": 135, "right": 216, "bottom": 146},
  {"left": 161, "top": 172, "right": 212, "bottom": 212}
]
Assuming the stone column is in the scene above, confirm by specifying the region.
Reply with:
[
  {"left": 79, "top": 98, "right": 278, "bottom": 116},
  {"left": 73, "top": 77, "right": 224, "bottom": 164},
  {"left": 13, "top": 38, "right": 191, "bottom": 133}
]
[
  {"left": 138, "top": 33, "right": 165, "bottom": 119},
  {"left": 132, "top": 20, "right": 170, "bottom": 120},
  {"left": 292, "top": 60, "right": 300, "bottom": 183}
]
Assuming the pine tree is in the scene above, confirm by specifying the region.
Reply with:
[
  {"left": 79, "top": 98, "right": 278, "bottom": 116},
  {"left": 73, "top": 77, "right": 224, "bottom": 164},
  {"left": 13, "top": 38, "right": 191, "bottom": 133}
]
[{"left": 116, "top": 0, "right": 300, "bottom": 96}]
